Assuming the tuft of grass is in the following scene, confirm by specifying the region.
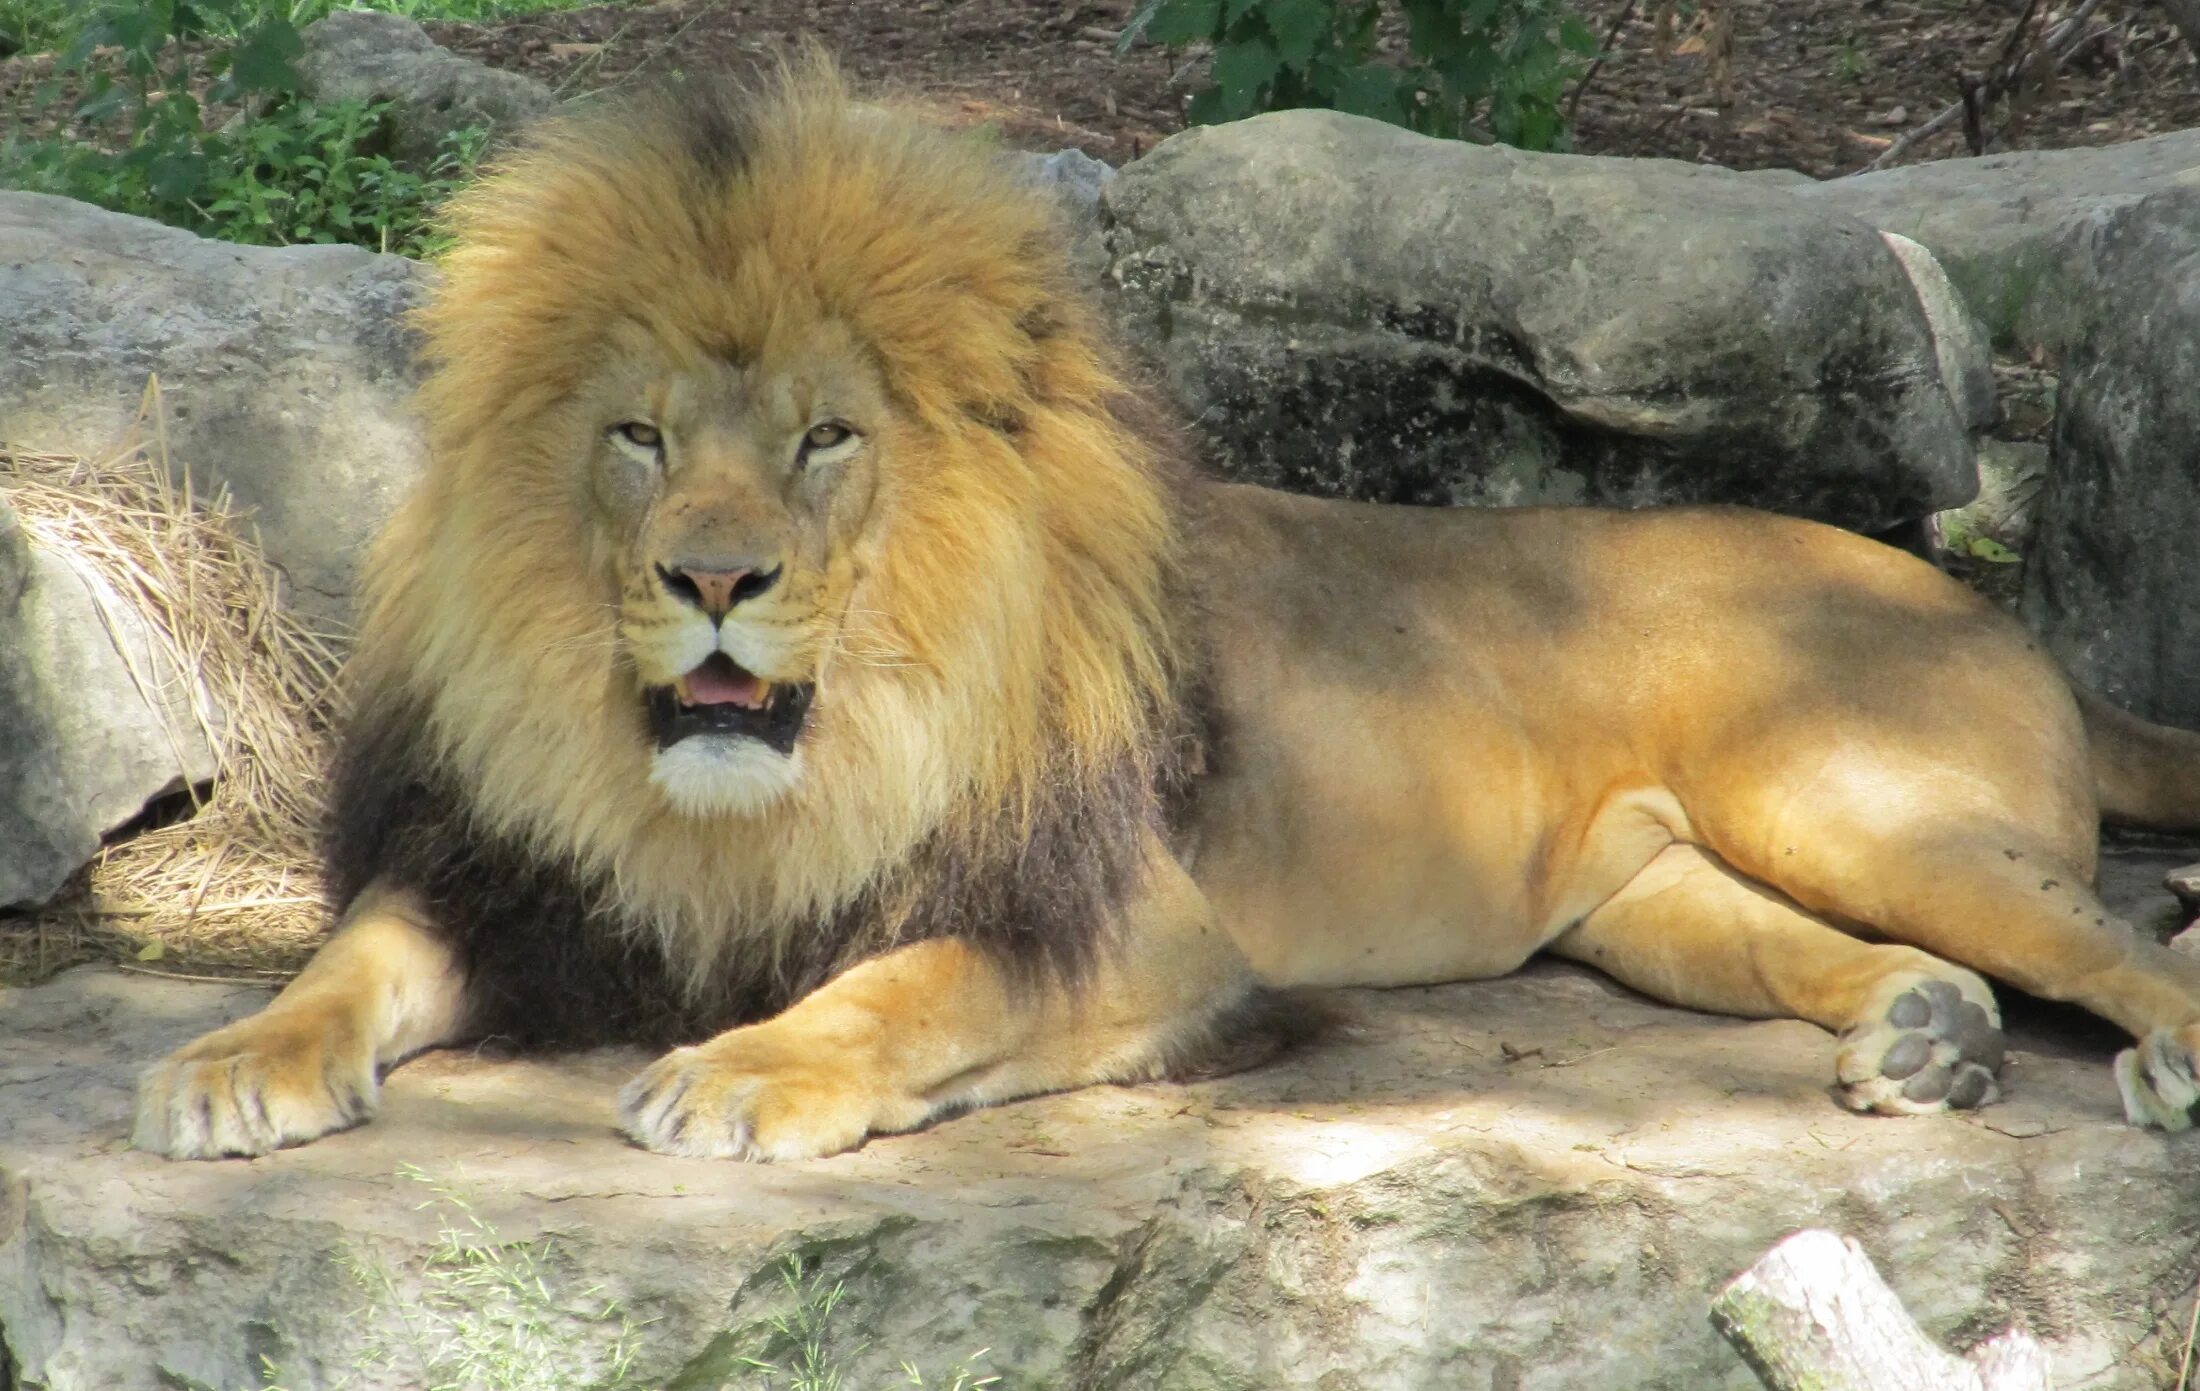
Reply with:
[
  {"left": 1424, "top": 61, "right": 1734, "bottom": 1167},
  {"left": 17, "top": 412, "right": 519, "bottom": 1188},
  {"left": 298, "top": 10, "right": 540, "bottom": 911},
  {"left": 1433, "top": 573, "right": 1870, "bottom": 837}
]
[
  {"left": 1831, "top": 33, "right": 1869, "bottom": 84},
  {"left": 327, "top": 1164, "right": 655, "bottom": 1391},
  {"left": 733, "top": 1258, "right": 854, "bottom": 1391},
  {"left": 732, "top": 1256, "right": 999, "bottom": 1391}
]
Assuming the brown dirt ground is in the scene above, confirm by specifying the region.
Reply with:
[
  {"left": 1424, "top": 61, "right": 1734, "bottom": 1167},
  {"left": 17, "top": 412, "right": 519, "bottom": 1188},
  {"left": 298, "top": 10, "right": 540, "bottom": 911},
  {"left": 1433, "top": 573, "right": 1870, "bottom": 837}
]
[{"left": 413, "top": 0, "right": 2200, "bottom": 175}]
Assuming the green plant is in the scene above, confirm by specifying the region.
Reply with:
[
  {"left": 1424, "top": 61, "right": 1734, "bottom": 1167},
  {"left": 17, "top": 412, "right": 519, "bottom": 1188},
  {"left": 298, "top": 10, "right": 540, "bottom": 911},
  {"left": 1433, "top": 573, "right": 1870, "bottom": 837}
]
[
  {"left": 2, "top": 0, "right": 599, "bottom": 50},
  {"left": 0, "top": 0, "right": 486, "bottom": 254},
  {"left": 0, "top": 0, "right": 77, "bottom": 54},
  {"left": 1832, "top": 33, "right": 1868, "bottom": 84},
  {"left": 1120, "top": 0, "right": 1600, "bottom": 150}
]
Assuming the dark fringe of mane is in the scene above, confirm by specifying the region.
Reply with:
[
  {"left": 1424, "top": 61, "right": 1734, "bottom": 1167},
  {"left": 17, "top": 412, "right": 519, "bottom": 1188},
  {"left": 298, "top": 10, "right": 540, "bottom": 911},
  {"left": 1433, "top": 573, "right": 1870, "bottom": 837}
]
[{"left": 323, "top": 656, "right": 1205, "bottom": 1050}]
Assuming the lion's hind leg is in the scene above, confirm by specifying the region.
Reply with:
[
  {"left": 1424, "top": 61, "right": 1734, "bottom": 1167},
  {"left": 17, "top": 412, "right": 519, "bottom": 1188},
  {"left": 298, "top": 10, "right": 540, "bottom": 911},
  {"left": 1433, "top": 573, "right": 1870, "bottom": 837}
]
[
  {"left": 133, "top": 884, "right": 470, "bottom": 1159},
  {"left": 1551, "top": 843, "right": 2005, "bottom": 1114},
  {"left": 1711, "top": 810, "right": 2200, "bottom": 1130}
]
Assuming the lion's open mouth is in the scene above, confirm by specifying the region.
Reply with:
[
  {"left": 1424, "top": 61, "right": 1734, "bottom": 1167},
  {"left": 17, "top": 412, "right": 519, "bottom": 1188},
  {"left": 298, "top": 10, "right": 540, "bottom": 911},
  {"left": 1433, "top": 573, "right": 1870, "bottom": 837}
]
[{"left": 644, "top": 652, "right": 813, "bottom": 754}]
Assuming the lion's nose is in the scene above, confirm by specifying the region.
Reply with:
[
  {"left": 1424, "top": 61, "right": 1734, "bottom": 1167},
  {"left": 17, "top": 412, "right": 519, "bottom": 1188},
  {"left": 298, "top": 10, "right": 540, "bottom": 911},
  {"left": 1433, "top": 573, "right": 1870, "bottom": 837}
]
[{"left": 658, "top": 561, "right": 781, "bottom": 620}]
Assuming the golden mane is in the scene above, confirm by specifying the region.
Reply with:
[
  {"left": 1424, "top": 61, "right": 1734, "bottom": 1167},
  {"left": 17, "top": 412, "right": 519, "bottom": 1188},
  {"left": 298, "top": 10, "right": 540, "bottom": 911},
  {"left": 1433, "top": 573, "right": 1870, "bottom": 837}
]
[{"left": 331, "top": 65, "right": 1192, "bottom": 1016}]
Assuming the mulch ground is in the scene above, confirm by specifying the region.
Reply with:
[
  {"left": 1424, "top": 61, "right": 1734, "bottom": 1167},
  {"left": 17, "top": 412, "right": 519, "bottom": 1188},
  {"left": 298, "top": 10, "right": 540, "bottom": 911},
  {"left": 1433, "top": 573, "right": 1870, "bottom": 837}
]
[{"left": 5, "top": 2, "right": 2193, "bottom": 178}]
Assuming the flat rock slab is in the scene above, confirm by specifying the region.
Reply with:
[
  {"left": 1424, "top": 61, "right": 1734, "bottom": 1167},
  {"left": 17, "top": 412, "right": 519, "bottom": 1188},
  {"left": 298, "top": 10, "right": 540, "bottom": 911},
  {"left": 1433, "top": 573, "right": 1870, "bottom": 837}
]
[
  {"left": 1800, "top": 128, "right": 2200, "bottom": 351},
  {"left": 6, "top": 935, "right": 2198, "bottom": 1390}
]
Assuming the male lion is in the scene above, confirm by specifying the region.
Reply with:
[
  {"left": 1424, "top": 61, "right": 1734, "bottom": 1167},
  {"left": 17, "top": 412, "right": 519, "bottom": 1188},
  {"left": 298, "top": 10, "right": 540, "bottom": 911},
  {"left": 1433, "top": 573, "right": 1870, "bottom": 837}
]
[{"left": 136, "top": 71, "right": 2200, "bottom": 1161}]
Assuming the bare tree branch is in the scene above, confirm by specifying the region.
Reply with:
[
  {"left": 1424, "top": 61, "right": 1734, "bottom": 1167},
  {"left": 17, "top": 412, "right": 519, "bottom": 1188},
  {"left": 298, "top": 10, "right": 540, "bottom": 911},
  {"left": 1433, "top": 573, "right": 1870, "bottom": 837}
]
[
  {"left": 1857, "top": 0, "right": 2109, "bottom": 174},
  {"left": 1564, "top": 0, "right": 1642, "bottom": 119},
  {"left": 2152, "top": 0, "right": 2200, "bottom": 60}
]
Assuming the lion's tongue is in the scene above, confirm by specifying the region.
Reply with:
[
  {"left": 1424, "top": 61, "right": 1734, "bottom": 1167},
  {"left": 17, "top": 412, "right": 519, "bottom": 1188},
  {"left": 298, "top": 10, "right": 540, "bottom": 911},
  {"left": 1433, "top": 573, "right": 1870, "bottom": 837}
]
[{"left": 682, "top": 664, "right": 764, "bottom": 708}]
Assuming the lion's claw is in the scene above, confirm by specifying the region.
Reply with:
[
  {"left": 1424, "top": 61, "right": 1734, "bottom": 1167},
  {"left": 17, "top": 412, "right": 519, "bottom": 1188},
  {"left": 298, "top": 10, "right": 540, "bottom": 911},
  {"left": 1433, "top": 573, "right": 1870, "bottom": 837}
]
[
  {"left": 617, "top": 1031, "right": 916, "bottom": 1162},
  {"left": 1836, "top": 976, "right": 2003, "bottom": 1116},
  {"left": 133, "top": 1013, "right": 376, "bottom": 1159}
]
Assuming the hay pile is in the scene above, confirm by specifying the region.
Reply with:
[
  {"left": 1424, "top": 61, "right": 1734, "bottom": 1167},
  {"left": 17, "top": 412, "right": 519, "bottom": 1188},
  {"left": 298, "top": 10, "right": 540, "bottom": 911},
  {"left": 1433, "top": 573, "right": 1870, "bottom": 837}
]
[{"left": 2, "top": 382, "right": 344, "bottom": 981}]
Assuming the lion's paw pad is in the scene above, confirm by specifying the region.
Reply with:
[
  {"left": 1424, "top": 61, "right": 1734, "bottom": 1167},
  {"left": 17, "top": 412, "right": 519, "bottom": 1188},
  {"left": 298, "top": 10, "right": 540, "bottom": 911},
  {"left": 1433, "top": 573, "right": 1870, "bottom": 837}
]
[
  {"left": 2116, "top": 1028, "right": 2200, "bottom": 1131},
  {"left": 1836, "top": 978, "right": 2003, "bottom": 1116}
]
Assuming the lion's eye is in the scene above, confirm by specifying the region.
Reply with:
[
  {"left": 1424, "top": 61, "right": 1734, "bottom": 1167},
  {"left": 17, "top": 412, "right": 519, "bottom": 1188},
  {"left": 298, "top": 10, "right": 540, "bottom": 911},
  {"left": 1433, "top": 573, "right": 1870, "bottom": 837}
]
[
  {"left": 804, "top": 422, "right": 852, "bottom": 450},
  {"left": 611, "top": 421, "right": 662, "bottom": 450}
]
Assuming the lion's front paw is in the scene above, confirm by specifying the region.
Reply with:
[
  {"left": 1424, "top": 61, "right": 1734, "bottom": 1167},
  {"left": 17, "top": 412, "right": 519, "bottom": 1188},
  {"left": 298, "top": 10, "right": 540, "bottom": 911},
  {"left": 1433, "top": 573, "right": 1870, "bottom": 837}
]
[
  {"left": 2117, "top": 1026, "right": 2200, "bottom": 1131},
  {"left": 133, "top": 1009, "right": 377, "bottom": 1160},
  {"left": 617, "top": 1028, "right": 928, "bottom": 1161},
  {"left": 1835, "top": 975, "right": 2004, "bottom": 1116}
]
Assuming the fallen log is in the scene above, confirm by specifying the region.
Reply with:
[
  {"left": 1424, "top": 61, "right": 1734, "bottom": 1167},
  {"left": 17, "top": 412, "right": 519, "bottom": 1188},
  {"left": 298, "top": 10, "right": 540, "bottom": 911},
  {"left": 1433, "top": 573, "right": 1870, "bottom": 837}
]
[{"left": 1711, "top": 1229, "right": 2052, "bottom": 1391}]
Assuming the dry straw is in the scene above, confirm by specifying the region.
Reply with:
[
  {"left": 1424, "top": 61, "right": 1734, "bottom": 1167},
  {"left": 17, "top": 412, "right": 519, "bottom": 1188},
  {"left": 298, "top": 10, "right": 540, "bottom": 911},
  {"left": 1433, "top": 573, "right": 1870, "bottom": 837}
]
[{"left": 2, "top": 379, "right": 344, "bottom": 981}]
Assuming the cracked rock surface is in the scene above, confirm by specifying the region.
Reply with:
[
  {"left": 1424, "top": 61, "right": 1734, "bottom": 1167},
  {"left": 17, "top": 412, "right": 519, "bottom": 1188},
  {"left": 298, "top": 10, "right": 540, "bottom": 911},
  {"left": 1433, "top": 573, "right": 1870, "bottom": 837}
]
[{"left": 5, "top": 852, "right": 2197, "bottom": 1391}]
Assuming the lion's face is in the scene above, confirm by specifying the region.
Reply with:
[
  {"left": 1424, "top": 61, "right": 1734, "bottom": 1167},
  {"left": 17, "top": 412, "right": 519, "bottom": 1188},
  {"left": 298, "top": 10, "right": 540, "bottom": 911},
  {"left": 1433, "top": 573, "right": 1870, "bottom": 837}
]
[{"left": 585, "top": 318, "right": 892, "bottom": 817}]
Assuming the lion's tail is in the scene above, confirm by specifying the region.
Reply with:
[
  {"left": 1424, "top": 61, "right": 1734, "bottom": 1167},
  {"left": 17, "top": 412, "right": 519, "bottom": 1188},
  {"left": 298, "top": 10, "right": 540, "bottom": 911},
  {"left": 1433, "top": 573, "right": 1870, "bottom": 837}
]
[{"left": 2081, "top": 687, "right": 2200, "bottom": 830}]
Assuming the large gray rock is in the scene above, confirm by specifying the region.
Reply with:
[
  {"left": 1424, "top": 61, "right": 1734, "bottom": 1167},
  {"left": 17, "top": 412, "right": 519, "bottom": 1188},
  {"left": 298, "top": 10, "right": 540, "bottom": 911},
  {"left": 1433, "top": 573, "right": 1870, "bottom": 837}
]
[
  {"left": 0, "top": 499, "right": 220, "bottom": 909},
  {"left": 1101, "top": 111, "right": 1978, "bottom": 532},
  {"left": 0, "top": 192, "right": 430, "bottom": 632},
  {"left": 2021, "top": 191, "right": 2200, "bottom": 729},
  {"left": 1879, "top": 229, "right": 1994, "bottom": 433},
  {"left": 298, "top": 10, "right": 556, "bottom": 169},
  {"left": 1020, "top": 147, "right": 1116, "bottom": 283},
  {"left": 1802, "top": 129, "right": 2200, "bottom": 352},
  {"left": 6, "top": 910, "right": 2199, "bottom": 1390}
]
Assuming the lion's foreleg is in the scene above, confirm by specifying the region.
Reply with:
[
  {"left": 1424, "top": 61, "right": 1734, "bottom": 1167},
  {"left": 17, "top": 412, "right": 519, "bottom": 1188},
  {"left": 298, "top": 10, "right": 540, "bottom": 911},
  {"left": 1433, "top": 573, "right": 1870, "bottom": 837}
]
[
  {"left": 133, "top": 883, "right": 470, "bottom": 1159},
  {"left": 618, "top": 843, "right": 1258, "bottom": 1161}
]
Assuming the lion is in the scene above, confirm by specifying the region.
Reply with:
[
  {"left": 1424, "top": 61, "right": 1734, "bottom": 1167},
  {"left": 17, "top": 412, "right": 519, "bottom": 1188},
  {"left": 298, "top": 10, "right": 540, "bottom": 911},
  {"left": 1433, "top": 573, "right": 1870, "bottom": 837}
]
[{"left": 134, "top": 68, "right": 2200, "bottom": 1162}]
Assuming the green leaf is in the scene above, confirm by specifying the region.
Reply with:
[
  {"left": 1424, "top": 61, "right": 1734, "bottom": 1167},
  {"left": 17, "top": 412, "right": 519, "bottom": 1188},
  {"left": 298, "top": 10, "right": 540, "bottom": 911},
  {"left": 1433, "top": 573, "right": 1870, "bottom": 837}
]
[
  {"left": 216, "top": 19, "right": 303, "bottom": 100},
  {"left": 73, "top": 85, "right": 130, "bottom": 125},
  {"left": 58, "top": 18, "right": 117, "bottom": 75},
  {"left": 1223, "top": 0, "right": 1262, "bottom": 23},
  {"left": 147, "top": 149, "right": 207, "bottom": 202},
  {"left": 1210, "top": 34, "right": 1283, "bottom": 109},
  {"left": 1260, "top": 0, "right": 1329, "bottom": 69},
  {"left": 1326, "top": 64, "right": 1407, "bottom": 122},
  {"left": 1183, "top": 85, "right": 1235, "bottom": 126},
  {"left": 136, "top": 938, "right": 166, "bottom": 962},
  {"left": 1329, "top": 0, "right": 1380, "bottom": 55},
  {"left": 1559, "top": 14, "right": 1601, "bottom": 55},
  {"left": 1145, "top": 0, "right": 1223, "bottom": 45}
]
